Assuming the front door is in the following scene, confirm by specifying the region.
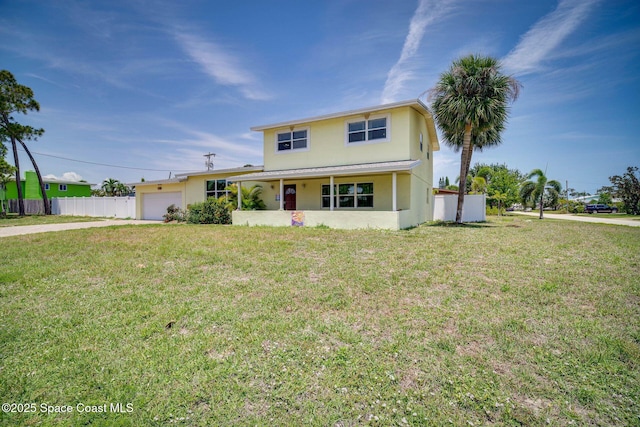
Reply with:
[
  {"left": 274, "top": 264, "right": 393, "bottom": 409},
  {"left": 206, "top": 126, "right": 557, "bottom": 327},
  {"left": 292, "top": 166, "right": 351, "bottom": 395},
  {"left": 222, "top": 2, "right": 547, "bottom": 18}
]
[{"left": 284, "top": 184, "right": 296, "bottom": 210}]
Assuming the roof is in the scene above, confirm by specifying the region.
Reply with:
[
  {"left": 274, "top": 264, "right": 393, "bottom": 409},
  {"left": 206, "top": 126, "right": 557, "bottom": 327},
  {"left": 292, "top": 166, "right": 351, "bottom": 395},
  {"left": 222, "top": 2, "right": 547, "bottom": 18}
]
[
  {"left": 226, "top": 159, "right": 422, "bottom": 181},
  {"left": 130, "top": 165, "right": 264, "bottom": 186},
  {"left": 10, "top": 177, "right": 94, "bottom": 186},
  {"left": 174, "top": 165, "right": 263, "bottom": 178}
]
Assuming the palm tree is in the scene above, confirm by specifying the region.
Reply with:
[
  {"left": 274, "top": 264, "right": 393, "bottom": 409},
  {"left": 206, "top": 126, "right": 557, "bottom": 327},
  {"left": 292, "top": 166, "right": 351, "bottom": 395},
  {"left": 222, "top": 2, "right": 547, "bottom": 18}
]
[
  {"left": 221, "top": 183, "right": 266, "bottom": 211},
  {"left": 101, "top": 178, "right": 120, "bottom": 197},
  {"left": 429, "top": 55, "right": 521, "bottom": 223},
  {"left": 489, "top": 190, "right": 507, "bottom": 216},
  {"left": 115, "top": 182, "right": 130, "bottom": 197},
  {"left": 0, "top": 70, "right": 49, "bottom": 215},
  {"left": 520, "top": 169, "right": 562, "bottom": 219}
]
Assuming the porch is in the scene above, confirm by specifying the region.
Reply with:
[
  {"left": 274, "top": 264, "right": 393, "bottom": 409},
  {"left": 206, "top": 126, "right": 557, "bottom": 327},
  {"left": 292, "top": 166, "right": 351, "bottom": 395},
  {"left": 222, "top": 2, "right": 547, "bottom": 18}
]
[
  {"left": 226, "top": 160, "right": 429, "bottom": 230},
  {"left": 232, "top": 209, "right": 416, "bottom": 230}
]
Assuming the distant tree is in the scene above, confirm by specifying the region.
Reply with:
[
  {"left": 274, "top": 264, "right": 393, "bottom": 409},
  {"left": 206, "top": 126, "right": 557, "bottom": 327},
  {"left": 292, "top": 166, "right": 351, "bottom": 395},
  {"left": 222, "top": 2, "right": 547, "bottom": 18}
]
[
  {"left": 600, "top": 166, "right": 640, "bottom": 215},
  {"left": 0, "top": 70, "right": 49, "bottom": 215},
  {"left": 101, "top": 178, "right": 120, "bottom": 196},
  {"left": 470, "top": 176, "right": 487, "bottom": 194},
  {"left": 115, "top": 182, "right": 131, "bottom": 197},
  {"left": 429, "top": 55, "right": 521, "bottom": 223},
  {"left": 0, "top": 157, "right": 15, "bottom": 216},
  {"left": 489, "top": 190, "right": 507, "bottom": 216},
  {"left": 470, "top": 163, "right": 524, "bottom": 209},
  {"left": 520, "top": 169, "right": 562, "bottom": 219}
]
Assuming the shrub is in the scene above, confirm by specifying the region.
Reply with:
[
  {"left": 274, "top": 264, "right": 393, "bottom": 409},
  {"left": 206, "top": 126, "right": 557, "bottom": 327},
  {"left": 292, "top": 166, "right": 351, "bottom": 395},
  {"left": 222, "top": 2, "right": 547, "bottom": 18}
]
[
  {"left": 187, "top": 197, "right": 231, "bottom": 224},
  {"left": 163, "top": 204, "right": 186, "bottom": 222}
]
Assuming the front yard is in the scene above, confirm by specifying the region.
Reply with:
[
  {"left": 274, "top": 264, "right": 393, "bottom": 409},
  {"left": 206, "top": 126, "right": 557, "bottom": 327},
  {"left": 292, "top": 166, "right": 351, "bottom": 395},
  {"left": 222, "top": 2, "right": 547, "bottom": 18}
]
[{"left": 1, "top": 218, "right": 638, "bottom": 426}]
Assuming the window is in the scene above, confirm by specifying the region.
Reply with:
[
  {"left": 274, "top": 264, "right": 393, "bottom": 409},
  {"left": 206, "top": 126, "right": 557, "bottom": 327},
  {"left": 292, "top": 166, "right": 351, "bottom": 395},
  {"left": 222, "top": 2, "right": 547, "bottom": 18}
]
[
  {"left": 276, "top": 128, "right": 308, "bottom": 152},
  {"left": 45, "top": 183, "right": 50, "bottom": 191},
  {"left": 346, "top": 115, "right": 389, "bottom": 144},
  {"left": 419, "top": 133, "right": 423, "bottom": 152},
  {"left": 206, "top": 179, "right": 228, "bottom": 198},
  {"left": 322, "top": 182, "right": 373, "bottom": 208},
  {"left": 59, "top": 184, "right": 67, "bottom": 191}
]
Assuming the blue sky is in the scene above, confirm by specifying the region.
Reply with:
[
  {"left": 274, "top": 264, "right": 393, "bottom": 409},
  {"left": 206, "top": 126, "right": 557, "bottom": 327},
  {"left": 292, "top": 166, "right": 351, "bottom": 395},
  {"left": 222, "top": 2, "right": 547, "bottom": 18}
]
[{"left": 2, "top": 0, "right": 638, "bottom": 194}]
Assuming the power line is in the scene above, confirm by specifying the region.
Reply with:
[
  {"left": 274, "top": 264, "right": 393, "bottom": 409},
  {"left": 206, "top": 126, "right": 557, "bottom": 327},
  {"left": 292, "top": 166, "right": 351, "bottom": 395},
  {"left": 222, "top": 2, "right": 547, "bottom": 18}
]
[{"left": 16, "top": 148, "right": 193, "bottom": 172}]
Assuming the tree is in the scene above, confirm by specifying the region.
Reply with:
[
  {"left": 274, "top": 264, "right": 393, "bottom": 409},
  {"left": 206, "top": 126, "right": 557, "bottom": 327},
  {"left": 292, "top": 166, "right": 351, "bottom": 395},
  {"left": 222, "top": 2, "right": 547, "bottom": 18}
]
[
  {"left": 0, "top": 156, "right": 15, "bottom": 216},
  {"left": 490, "top": 190, "right": 507, "bottom": 216},
  {"left": 470, "top": 163, "right": 524, "bottom": 209},
  {"left": 520, "top": 169, "right": 562, "bottom": 219},
  {"left": 429, "top": 55, "right": 521, "bottom": 223},
  {"left": 470, "top": 176, "right": 487, "bottom": 194},
  {"left": 0, "top": 70, "right": 49, "bottom": 215},
  {"left": 222, "top": 183, "right": 266, "bottom": 211},
  {"left": 115, "top": 182, "right": 131, "bottom": 197},
  {"left": 600, "top": 166, "right": 640, "bottom": 215},
  {"left": 101, "top": 178, "right": 120, "bottom": 197}
]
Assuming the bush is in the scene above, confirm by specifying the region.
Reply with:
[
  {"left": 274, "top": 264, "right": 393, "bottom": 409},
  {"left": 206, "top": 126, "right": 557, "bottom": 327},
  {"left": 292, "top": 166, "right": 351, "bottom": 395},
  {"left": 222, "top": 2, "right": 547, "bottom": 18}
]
[
  {"left": 163, "top": 204, "right": 186, "bottom": 222},
  {"left": 187, "top": 197, "right": 232, "bottom": 224}
]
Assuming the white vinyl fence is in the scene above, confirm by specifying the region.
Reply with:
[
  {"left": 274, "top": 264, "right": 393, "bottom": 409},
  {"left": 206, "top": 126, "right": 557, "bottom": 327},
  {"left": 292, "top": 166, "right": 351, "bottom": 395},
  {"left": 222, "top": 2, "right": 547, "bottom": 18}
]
[
  {"left": 433, "top": 194, "right": 486, "bottom": 222},
  {"left": 52, "top": 197, "right": 136, "bottom": 219}
]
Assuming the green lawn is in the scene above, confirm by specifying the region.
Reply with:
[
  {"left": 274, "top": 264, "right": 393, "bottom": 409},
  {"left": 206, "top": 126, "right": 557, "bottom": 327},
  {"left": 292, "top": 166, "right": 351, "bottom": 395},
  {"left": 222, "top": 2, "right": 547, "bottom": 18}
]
[
  {"left": 0, "top": 214, "right": 103, "bottom": 227},
  {"left": 1, "top": 218, "right": 638, "bottom": 426}
]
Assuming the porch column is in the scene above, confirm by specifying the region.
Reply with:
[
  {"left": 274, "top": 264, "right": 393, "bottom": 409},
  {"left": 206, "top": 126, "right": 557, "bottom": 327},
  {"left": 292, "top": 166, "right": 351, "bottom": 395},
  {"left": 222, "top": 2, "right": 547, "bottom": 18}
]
[
  {"left": 237, "top": 181, "right": 242, "bottom": 210},
  {"left": 392, "top": 172, "right": 397, "bottom": 212},
  {"left": 279, "top": 179, "right": 284, "bottom": 210},
  {"left": 329, "top": 175, "right": 334, "bottom": 211}
]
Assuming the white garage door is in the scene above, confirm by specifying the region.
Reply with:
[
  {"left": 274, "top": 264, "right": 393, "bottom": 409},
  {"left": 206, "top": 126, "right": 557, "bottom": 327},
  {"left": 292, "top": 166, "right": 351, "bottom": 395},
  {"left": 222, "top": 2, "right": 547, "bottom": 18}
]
[{"left": 143, "top": 192, "right": 182, "bottom": 220}]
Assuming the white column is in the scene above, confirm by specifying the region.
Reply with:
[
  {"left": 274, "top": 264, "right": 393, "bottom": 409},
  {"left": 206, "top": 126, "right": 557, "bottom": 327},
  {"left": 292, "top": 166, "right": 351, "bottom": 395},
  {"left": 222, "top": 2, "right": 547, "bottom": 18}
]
[
  {"left": 392, "top": 172, "right": 397, "bottom": 212},
  {"left": 279, "top": 179, "right": 284, "bottom": 210},
  {"left": 237, "top": 181, "right": 242, "bottom": 210},
  {"left": 330, "top": 175, "right": 334, "bottom": 211}
]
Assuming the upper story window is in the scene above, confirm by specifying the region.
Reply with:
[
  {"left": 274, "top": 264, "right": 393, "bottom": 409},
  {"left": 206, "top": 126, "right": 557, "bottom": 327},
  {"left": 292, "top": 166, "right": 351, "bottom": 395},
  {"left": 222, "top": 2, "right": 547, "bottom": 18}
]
[
  {"left": 276, "top": 128, "right": 308, "bottom": 152},
  {"left": 346, "top": 114, "right": 390, "bottom": 144},
  {"left": 59, "top": 184, "right": 67, "bottom": 191}
]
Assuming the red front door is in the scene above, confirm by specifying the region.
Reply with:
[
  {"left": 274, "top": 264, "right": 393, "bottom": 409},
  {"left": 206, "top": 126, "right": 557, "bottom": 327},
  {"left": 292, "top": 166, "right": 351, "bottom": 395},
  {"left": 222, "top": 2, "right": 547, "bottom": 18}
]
[{"left": 284, "top": 184, "right": 296, "bottom": 210}]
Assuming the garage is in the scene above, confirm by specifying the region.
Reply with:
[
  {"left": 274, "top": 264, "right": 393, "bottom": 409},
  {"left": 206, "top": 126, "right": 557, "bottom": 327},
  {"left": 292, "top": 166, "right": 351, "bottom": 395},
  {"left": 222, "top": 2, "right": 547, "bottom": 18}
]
[{"left": 142, "top": 192, "right": 182, "bottom": 220}]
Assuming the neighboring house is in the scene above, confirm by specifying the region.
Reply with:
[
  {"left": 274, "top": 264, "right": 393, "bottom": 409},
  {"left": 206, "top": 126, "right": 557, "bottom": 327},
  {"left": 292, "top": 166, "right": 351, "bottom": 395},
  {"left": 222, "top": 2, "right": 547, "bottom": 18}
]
[
  {"left": 131, "top": 166, "right": 263, "bottom": 220},
  {"left": 227, "top": 99, "right": 440, "bottom": 230},
  {"left": 5, "top": 170, "right": 93, "bottom": 200}
]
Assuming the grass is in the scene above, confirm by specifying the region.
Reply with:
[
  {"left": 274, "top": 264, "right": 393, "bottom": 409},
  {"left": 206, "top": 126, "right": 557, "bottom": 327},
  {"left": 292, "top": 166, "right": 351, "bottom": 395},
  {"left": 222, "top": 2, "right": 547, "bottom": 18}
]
[
  {"left": 0, "top": 214, "right": 104, "bottom": 227},
  {"left": 574, "top": 213, "right": 640, "bottom": 221},
  {"left": 1, "top": 217, "right": 639, "bottom": 426}
]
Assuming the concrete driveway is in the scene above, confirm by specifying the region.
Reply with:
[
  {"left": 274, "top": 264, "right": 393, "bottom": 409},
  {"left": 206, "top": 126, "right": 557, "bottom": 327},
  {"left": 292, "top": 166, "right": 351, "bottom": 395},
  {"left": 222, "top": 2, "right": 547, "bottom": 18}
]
[
  {"left": 0, "top": 219, "right": 162, "bottom": 237},
  {"left": 512, "top": 211, "right": 640, "bottom": 227}
]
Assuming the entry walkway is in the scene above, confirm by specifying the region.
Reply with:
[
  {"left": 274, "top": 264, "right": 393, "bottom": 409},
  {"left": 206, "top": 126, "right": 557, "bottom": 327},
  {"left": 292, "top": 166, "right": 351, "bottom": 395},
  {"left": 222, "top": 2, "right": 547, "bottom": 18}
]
[
  {"left": 0, "top": 219, "right": 161, "bottom": 237},
  {"left": 512, "top": 212, "right": 640, "bottom": 227}
]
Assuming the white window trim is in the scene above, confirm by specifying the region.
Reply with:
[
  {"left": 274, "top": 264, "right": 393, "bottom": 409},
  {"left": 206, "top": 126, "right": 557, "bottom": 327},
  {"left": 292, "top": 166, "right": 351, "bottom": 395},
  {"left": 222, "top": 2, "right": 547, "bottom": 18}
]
[
  {"left": 59, "top": 184, "right": 67, "bottom": 191},
  {"left": 274, "top": 126, "right": 310, "bottom": 154},
  {"left": 344, "top": 113, "right": 391, "bottom": 146},
  {"left": 321, "top": 182, "right": 374, "bottom": 209},
  {"left": 45, "top": 183, "right": 50, "bottom": 191}
]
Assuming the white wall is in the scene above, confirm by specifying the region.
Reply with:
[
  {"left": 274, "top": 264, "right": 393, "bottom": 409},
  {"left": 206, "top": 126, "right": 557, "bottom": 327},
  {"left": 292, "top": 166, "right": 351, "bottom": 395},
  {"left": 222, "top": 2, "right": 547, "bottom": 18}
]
[
  {"left": 52, "top": 197, "right": 136, "bottom": 219},
  {"left": 433, "top": 194, "right": 486, "bottom": 222}
]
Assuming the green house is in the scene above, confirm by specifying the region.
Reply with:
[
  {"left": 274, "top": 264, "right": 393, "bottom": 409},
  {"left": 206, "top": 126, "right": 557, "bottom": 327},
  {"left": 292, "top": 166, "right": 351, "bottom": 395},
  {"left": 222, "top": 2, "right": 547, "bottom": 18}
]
[{"left": 4, "top": 171, "right": 93, "bottom": 200}]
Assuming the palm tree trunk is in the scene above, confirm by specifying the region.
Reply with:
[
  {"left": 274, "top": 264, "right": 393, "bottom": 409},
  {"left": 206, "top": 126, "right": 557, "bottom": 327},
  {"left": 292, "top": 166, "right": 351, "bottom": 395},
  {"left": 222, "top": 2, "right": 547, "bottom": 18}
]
[
  {"left": 455, "top": 123, "right": 473, "bottom": 223},
  {"left": 539, "top": 194, "right": 544, "bottom": 219},
  {"left": 10, "top": 136, "right": 25, "bottom": 216},
  {"left": 17, "top": 138, "right": 50, "bottom": 215}
]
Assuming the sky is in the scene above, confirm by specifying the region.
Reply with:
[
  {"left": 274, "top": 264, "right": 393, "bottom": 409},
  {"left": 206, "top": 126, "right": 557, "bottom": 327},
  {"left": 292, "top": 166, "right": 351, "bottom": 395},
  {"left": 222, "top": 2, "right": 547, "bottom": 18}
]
[{"left": 1, "top": 0, "right": 639, "bottom": 194}]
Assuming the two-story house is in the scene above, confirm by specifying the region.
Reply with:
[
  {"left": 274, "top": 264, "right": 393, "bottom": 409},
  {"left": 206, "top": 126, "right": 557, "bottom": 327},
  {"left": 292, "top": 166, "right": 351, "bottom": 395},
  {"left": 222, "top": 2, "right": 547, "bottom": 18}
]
[{"left": 228, "top": 99, "right": 439, "bottom": 230}]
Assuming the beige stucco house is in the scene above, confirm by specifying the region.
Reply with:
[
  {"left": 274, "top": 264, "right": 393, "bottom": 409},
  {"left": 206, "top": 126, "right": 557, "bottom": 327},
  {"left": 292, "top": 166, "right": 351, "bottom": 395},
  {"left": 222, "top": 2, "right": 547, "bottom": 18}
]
[
  {"left": 228, "top": 99, "right": 439, "bottom": 230},
  {"left": 133, "top": 166, "right": 262, "bottom": 220},
  {"left": 133, "top": 99, "right": 439, "bottom": 228}
]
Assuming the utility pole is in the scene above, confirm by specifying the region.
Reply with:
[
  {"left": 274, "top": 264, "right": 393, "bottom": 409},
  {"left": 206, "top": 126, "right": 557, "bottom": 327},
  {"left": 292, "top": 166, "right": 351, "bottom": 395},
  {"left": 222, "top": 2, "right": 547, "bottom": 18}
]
[
  {"left": 566, "top": 180, "right": 569, "bottom": 213},
  {"left": 204, "top": 152, "right": 216, "bottom": 171}
]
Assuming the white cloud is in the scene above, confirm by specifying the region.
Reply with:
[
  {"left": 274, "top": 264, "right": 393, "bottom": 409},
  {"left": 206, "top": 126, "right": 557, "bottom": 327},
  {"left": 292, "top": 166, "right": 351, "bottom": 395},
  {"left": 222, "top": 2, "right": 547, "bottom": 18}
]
[
  {"left": 43, "top": 172, "right": 84, "bottom": 182},
  {"left": 381, "top": 0, "right": 457, "bottom": 103},
  {"left": 173, "top": 31, "right": 271, "bottom": 101},
  {"left": 501, "top": 0, "right": 601, "bottom": 75}
]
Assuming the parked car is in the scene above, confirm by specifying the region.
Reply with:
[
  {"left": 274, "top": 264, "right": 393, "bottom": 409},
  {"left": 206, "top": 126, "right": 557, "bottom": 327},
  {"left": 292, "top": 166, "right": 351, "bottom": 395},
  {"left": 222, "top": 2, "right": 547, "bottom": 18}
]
[{"left": 585, "top": 204, "right": 618, "bottom": 213}]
